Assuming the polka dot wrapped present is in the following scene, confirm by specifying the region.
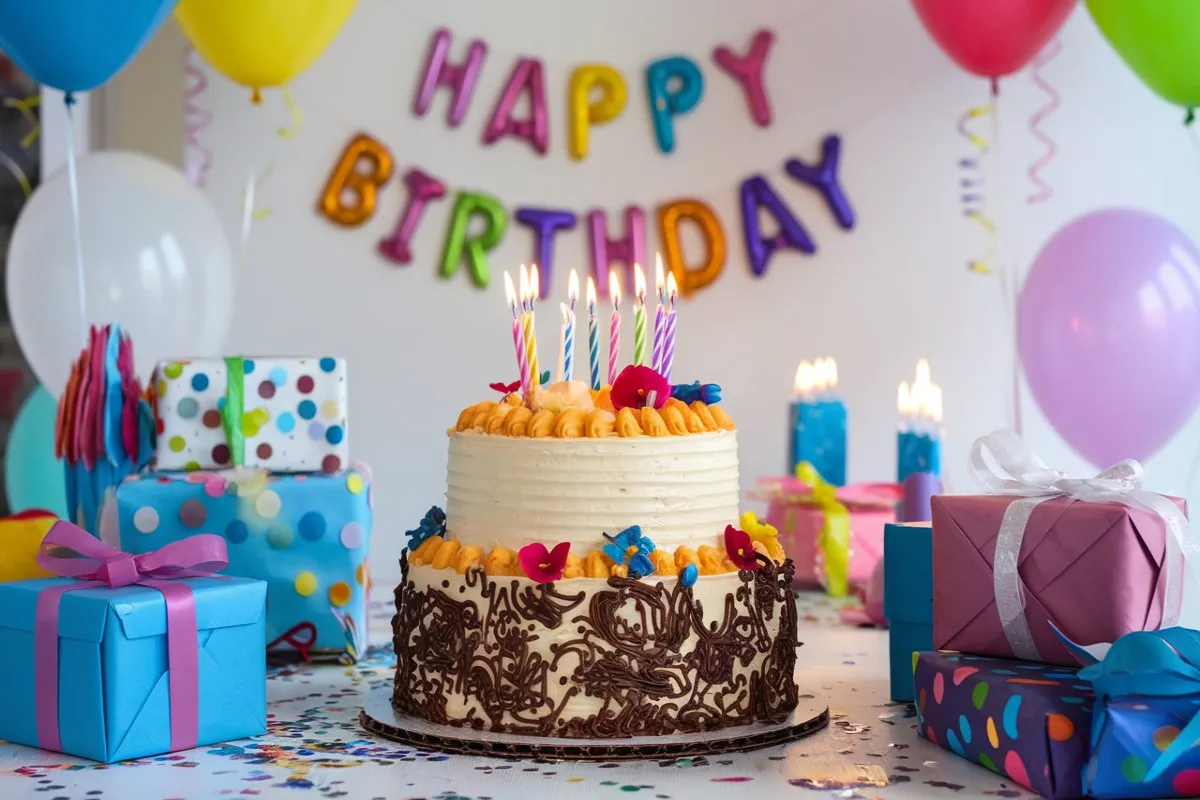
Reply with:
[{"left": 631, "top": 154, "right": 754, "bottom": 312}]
[
  {"left": 914, "top": 651, "right": 1093, "bottom": 799},
  {"left": 113, "top": 466, "right": 372, "bottom": 662},
  {"left": 150, "top": 357, "right": 349, "bottom": 474}
]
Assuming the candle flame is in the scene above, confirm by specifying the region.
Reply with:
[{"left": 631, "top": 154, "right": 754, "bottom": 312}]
[
  {"left": 568, "top": 269, "right": 579, "bottom": 309},
  {"left": 654, "top": 254, "right": 666, "bottom": 304},
  {"left": 504, "top": 271, "right": 519, "bottom": 317},
  {"left": 794, "top": 361, "right": 816, "bottom": 395},
  {"left": 666, "top": 271, "right": 678, "bottom": 308},
  {"left": 915, "top": 358, "right": 931, "bottom": 389},
  {"left": 813, "top": 357, "right": 837, "bottom": 391},
  {"left": 900, "top": 359, "right": 941, "bottom": 422},
  {"left": 634, "top": 263, "right": 646, "bottom": 303},
  {"left": 530, "top": 264, "right": 541, "bottom": 301},
  {"left": 586, "top": 275, "right": 597, "bottom": 313},
  {"left": 897, "top": 382, "right": 911, "bottom": 415},
  {"left": 609, "top": 270, "right": 622, "bottom": 307}
]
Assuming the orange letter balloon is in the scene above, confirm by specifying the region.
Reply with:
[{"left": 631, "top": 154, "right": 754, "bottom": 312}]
[
  {"left": 318, "top": 133, "right": 393, "bottom": 227},
  {"left": 658, "top": 199, "right": 726, "bottom": 297}
]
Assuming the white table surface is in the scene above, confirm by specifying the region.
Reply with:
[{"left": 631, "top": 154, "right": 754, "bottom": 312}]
[{"left": 0, "top": 593, "right": 1037, "bottom": 800}]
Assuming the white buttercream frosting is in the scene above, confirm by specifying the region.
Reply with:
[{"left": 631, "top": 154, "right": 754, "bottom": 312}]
[{"left": 445, "top": 429, "right": 739, "bottom": 552}]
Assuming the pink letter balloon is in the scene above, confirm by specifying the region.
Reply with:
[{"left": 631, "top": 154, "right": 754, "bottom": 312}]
[{"left": 1018, "top": 208, "right": 1200, "bottom": 467}]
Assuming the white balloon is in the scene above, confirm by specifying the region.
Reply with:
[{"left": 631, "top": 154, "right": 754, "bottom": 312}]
[{"left": 6, "top": 151, "right": 234, "bottom": 394}]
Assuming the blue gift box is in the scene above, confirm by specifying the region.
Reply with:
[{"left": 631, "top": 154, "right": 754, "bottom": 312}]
[
  {"left": 115, "top": 468, "right": 372, "bottom": 660},
  {"left": 0, "top": 576, "right": 266, "bottom": 763},
  {"left": 883, "top": 521, "right": 932, "bottom": 701}
]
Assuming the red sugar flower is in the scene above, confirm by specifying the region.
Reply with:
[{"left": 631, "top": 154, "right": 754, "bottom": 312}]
[
  {"left": 518, "top": 541, "right": 572, "bottom": 583},
  {"left": 724, "top": 525, "right": 761, "bottom": 571},
  {"left": 490, "top": 380, "right": 522, "bottom": 395},
  {"left": 610, "top": 365, "right": 669, "bottom": 411}
]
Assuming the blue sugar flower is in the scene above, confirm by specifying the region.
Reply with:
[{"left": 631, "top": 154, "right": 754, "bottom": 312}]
[
  {"left": 670, "top": 381, "right": 722, "bottom": 405},
  {"left": 628, "top": 553, "right": 656, "bottom": 579},
  {"left": 406, "top": 506, "right": 446, "bottom": 550},
  {"left": 679, "top": 563, "right": 698, "bottom": 588},
  {"left": 602, "top": 525, "right": 655, "bottom": 565}
]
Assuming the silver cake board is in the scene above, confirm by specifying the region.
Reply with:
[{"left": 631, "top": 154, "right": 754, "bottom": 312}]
[{"left": 360, "top": 687, "right": 828, "bottom": 760}]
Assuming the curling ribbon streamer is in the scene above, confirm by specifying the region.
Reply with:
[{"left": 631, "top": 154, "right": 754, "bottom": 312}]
[
  {"left": 958, "top": 100, "right": 996, "bottom": 276},
  {"left": 795, "top": 461, "right": 850, "bottom": 599},
  {"left": 184, "top": 45, "right": 213, "bottom": 187},
  {"left": 1026, "top": 40, "right": 1062, "bottom": 205},
  {"left": 0, "top": 94, "right": 39, "bottom": 199},
  {"left": 241, "top": 89, "right": 304, "bottom": 244}
]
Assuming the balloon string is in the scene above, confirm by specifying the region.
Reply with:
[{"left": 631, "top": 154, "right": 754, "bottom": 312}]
[
  {"left": 184, "top": 44, "right": 214, "bottom": 187},
  {"left": 64, "top": 94, "right": 88, "bottom": 345},
  {"left": 277, "top": 86, "right": 302, "bottom": 139},
  {"left": 957, "top": 101, "right": 996, "bottom": 276},
  {"left": 1026, "top": 39, "right": 1061, "bottom": 205}
]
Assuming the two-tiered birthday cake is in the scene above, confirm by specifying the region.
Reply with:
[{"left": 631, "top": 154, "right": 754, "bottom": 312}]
[{"left": 392, "top": 369, "right": 799, "bottom": 739}]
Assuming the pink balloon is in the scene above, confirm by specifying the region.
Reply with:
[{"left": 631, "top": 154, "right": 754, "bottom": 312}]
[
  {"left": 412, "top": 28, "right": 487, "bottom": 127},
  {"left": 483, "top": 57, "right": 548, "bottom": 155},
  {"left": 1018, "top": 208, "right": 1200, "bottom": 466},
  {"left": 713, "top": 29, "right": 774, "bottom": 127},
  {"left": 377, "top": 169, "right": 447, "bottom": 266}
]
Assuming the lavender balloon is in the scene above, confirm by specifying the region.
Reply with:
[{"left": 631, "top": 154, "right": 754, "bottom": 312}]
[{"left": 1018, "top": 208, "right": 1200, "bottom": 467}]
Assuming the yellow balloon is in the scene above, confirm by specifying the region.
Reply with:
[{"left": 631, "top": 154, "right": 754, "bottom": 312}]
[{"left": 176, "top": 0, "right": 357, "bottom": 98}]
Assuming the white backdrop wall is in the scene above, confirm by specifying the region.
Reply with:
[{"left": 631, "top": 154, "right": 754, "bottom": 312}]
[{"left": 182, "top": 1, "right": 1200, "bottom": 582}]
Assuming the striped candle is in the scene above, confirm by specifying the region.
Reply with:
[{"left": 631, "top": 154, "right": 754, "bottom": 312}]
[
  {"left": 633, "top": 264, "right": 647, "bottom": 366},
  {"left": 662, "top": 272, "right": 678, "bottom": 382},
  {"left": 651, "top": 256, "right": 666, "bottom": 371},
  {"left": 608, "top": 270, "right": 621, "bottom": 385},
  {"left": 525, "top": 265, "right": 540, "bottom": 386},
  {"left": 504, "top": 272, "right": 530, "bottom": 396},
  {"left": 564, "top": 270, "right": 578, "bottom": 382},
  {"left": 586, "top": 276, "right": 601, "bottom": 390}
]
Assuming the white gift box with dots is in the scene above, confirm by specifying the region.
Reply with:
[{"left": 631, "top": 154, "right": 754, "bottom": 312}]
[{"left": 152, "top": 357, "right": 349, "bottom": 474}]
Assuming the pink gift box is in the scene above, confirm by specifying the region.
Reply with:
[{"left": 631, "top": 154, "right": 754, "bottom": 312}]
[
  {"left": 756, "top": 477, "right": 900, "bottom": 591},
  {"left": 932, "top": 493, "right": 1187, "bottom": 666}
]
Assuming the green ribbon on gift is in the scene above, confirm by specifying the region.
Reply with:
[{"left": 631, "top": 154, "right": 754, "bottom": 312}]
[
  {"left": 221, "top": 355, "right": 245, "bottom": 466},
  {"left": 795, "top": 460, "right": 850, "bottom": 598}
]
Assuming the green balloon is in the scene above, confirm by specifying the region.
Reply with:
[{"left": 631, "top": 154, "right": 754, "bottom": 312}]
[
  {"left": 5, "top": 386, "right": 67, "bottom": 518},
  {"left": 1087, "top": 0, "right": 1200, "bottom": 111}
]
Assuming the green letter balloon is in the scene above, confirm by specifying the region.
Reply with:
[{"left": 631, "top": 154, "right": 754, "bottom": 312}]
[
  {"left": 1087, "top": 0, "right": 1200, "bottom": 114},
  {"left": 439, "top": 191, "right": 507, "bottom": 289}
]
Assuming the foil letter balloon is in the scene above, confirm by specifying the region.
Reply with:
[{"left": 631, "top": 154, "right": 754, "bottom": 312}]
[
  {"left": 740, "top": 175, "right": 815, "bottom": 277},
  {"left": 784, "top": 134, "right": 855, "bottom": 230},
  {"left": 318, "top": 134, "right": 394, "bottom": 227},
  {"left": 176, "top": 0, "right": 357, "bottom": 99},
  {"left": 587, "top": 206, "right": 646, "bottom": 292},
  {"left": 440, "top": 191, "right": 508, "bottom": 289},
  {"left": 568, "top": 65, "right": 628, "bottom": 161},
  {"left": 378, "top": 169, "right": 448, "bottom": 265},
  {"left": 412, "top": 28, "right": 488, "bottom": 127},
  {"left": 483, "top": 57, "right": 549, "bottom": 155},
  {"left": 644, "top": 56, "right": 705, "bottom": 154},
  {"left": 658, "top": 199, "right": 727, "bottom": 296},
  {"left": 712, "top": 29, "right": 775, "bottom": 127},
  {"left": 514, "top": 208, "right": 577, "bottom": 295}
]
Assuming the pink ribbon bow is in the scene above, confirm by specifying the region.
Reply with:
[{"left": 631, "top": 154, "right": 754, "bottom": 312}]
[{"left": 34, "top": 521, "right": 228, "bottom": 753}]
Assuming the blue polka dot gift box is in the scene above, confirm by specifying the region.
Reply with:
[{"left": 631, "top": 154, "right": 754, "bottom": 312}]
[
  {"left": 913, "top": 651, "right": 1093, "bottom": 799},
  {"left": 113, "top": 466, "right": 372, "bottom": 662},
  {"left": 150, "top": 356, "right": 349, "bottom": 474},
  {"left": 1064, "top": 627, "right": 1200, "bottom": 799}
]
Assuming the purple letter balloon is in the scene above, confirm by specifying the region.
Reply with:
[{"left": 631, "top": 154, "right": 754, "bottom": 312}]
[{"left": 1018, "top": 208, "right": 1200, "bottom": 467}]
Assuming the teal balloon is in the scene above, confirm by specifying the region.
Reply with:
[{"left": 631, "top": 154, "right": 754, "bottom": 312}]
[{"left": 5, "top": 387, "right": 67, "bottom": 518}]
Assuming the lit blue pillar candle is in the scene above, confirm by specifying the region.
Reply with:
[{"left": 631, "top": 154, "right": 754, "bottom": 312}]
[
  {"left": 789, "top": 359, "right": 847, "bottom": 486},
  {"left": 896, "top": 362, "right": 943, "bottom": 483}
]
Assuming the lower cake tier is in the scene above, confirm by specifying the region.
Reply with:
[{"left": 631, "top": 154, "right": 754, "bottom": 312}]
[{"left": 392, "top": 555, "right": 799, "bottom": 739}]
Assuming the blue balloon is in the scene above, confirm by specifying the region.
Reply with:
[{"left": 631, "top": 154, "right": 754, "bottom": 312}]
[
  {"left": 5, "top": 386, "right": 67, "bottom": 518},
  {"left": 0, "top": 0, "right": 177, "bottom": 93},
  {"left": 645, "top": 56, "right": 704, "bottom": 154}
]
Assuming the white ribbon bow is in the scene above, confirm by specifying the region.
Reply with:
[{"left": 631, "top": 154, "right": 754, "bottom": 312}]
[{"left": 970, "top": 430, "right": 1194, "bottom": 661}]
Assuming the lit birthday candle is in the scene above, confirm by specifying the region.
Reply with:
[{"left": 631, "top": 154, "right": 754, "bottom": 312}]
[
  {"left": 504, "top": 271, "right": 530, "bottom": 397},
  {"left": 608, "top": 271, "right": 622, "bottom": 385},
  {"left": 586, "top": 276, "right": 601, "bottom": 390},
  {"left": 897, "top": 359, "right": 943, "bottom": 482},
  {"left": 651, "top": 255, "right": 666, "bottom": 371},
  {"left": 633, "top": 264, "right": 647, "bottom": 366},
  {"left": 564, "top": 270, "right": 578, "bottom": 382},
  {"left": 526, "top": 264, "right": 541, "bottom": 386},
  {"left": 789, "top": 358, "right": 847, "bottom": 485},
  {"left": 662, "top": 271, "right": 678, "bottom": 383}
]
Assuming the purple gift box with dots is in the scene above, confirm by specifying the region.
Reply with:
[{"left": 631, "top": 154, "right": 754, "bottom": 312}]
[
  {"left": 914, "top": 651, "right": 1093, "bottom": 799},
  {"left": 152, "top": 356, "right": 349, "bottom": 474}
]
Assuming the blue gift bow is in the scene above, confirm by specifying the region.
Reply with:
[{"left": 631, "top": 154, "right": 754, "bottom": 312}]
[{"left": 1064, "top": 626, "right": 1200, "bottom": 784}]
